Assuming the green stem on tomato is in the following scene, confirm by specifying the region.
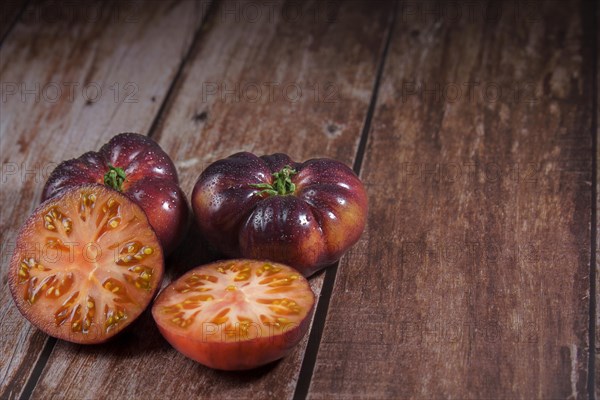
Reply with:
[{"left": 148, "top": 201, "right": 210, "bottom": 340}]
[
  {"left": 251, "top": 165, "right": 297, "bottom": 196},
  {"left": 104, "top": 165, "right": 126, "bottom": 192}
]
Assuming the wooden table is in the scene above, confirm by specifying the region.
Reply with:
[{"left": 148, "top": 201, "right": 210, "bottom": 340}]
[{"left": 1, "top": 0, "right": 597, "bottom": 398}]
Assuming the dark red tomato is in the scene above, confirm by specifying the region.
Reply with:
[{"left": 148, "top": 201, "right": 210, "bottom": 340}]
[
  {"left": 192, "top": 152, "right": 368, "bottom": 277},
  {"left": 9, "top": 185, "right": 164, "bottom": 344},
  {"left": 42, "top": 133, "right": 189, "bottom": 254},
  {"left": 152, "top": 259, "right": 315, "bottom": 370}
]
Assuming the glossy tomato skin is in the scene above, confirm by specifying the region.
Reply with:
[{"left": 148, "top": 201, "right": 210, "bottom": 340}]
[
  {"left": 156, "top": 316, "right": 311, "bottom": 370},
  {"left": 42, "top": 133, "right": 189, "bottom": 254},
  {"left": 192, "top": 152, "right": 367, "bottom": 276}
]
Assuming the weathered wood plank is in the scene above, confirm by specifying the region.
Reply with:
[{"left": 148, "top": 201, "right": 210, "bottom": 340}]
[
  {"left": 0, "top": 0, "right": 26, "bottom": 43},
  {"left": 0, "top": 1, "right": 208, "bottom": 398},
  {"left": 308, "top": 0, "right": 594, "bottom": 398},
  {"left": 595, "top": 0, "right": 599, "bottom": 396},
  {"left": 29, "top": 1, "right": 393, "bottom": 399}
]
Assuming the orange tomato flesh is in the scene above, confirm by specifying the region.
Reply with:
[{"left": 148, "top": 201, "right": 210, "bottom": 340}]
[
  {"left": 9, "top": 185, "right": 164, "bottom": 343},
  {"left": 153, "top": 259, "right": 315, "bottom": 370}
]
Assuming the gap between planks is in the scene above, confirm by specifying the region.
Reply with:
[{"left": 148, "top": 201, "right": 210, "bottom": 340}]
[
  {"left": 293, "top": 2, "right": 397, "bottom": 399},
  {"left": 590, "top": 0, "right": 599, "bottom": 398},
  {"left": 4, "top": 1, "right": 394, "bottom": 399},
  {"left": 12, "top": 1, "right": 216, "bottom": 399},
  {"left": 146, "top": 0, "right": 218, "bottom": 141},
  {"left": 304, "top": 0, "right": 598, "bottom": 398}
]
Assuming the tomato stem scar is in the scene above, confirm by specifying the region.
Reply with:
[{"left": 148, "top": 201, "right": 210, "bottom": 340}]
[
  {"left": 104, "top": 165, "right": 127, "bottom": 192},
  {"left": 251, "top": 165, "right": 297, "bottom": 197}
]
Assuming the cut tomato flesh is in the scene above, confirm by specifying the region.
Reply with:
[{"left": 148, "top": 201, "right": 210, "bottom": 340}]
[
  {"left": 153, "top": 259, "right": 315, "bottom": 369},
  {"left": 9, "top": 185, "right": 163, "bottom": 343},
  {"left": 155, "top": 260, "right": 313, "bottom": 341}
]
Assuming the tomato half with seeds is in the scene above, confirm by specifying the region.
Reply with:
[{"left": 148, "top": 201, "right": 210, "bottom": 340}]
[
  {"left": 42, "top": 132, "right": 189, "bottom": 255},
  {"left": 8, "top": 184, "right": 164, "bottom": 344},
  {"left": 152, "top": 259, "right": 315, "bottom": 370},
  {"left": 192, "top": 152, "right": 368, "bottom": 277}
]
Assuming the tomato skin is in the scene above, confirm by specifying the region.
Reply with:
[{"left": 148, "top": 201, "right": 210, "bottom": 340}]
[
  {"left": 42, "top": 133, "right": 189, "bottom": 254},
  {"left": 192, "top": 152, "right": 368, "bottom": 276},
  {"left": 155, "top": 314, "right": 312, "bottom": 370},
  {"left": 152, "top": 259, "right": 315, "bottom": 370},
  {"left": 125, "top": 178, "right": 188, "bottom": 256}
]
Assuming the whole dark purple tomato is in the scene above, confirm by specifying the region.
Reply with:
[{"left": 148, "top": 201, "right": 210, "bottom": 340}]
[
  {"left": 192, "top": 152, "right": 368, "bottom": 277},
  {"left": 42, "top": 133, "right": 189, "bottom": 255}
]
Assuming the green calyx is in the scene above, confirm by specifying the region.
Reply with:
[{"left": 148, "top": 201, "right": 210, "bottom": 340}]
[
  {"left": 103, "top": 165, "right": 126, "bottom": 191},
  {"left": 251, "top": 165, "right": 297, "bottom": 196}
]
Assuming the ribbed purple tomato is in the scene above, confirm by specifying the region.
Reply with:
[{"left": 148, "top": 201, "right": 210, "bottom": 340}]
[
  {"left": 42, "top": 133, "right": 189, "bottom": 255},
  {"left": 192, "top": 152, "right": 367, "bottom": 277}
]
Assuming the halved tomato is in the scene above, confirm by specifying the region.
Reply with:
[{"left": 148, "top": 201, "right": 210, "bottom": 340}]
[
  {"left": 152, "top": 259, "right": 315, "bottom": 370},
  {"left": 8, "top": 184, "right": 164, "bottom": 344}
]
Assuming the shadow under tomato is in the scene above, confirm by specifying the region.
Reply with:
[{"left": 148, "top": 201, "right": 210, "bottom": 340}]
[
  {"left": 59, "top": 222, "right": 224, "bottom": 357},
  {"left": 208, "top": 358, "right": 282, "bottom": 381},
  {"left": 164, "top": 220, "right": 222, "bottom": 281},
  {"left": 61, "top": 307, "right": 167, "bottom": 357}
]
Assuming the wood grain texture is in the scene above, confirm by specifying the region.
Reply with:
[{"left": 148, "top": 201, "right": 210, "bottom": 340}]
[
  {"left": 0, "top": 1, "right": 207, "bottom": 398},
  {"left": 308, "top": 0, "right": 594, "bottom": 398},
  {"left": 0, "top": 0, "right": 26, "bottom": 43},
  {"left": 595, "top": 0, "right": 599, "bottom": 396},
  {"left": 29, "top": 1, "right": 393, "bottom": 399}
]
